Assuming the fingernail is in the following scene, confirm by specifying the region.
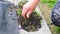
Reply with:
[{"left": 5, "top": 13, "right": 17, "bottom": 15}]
[
  {"left": 27, "top": 14, "right": 29, "bottom": 18},
  {"left": 22, "top": 13, "right": 24, "bottom": 16}
]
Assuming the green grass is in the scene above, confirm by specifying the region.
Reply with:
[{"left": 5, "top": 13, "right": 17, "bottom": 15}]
[
  {"left": 53, "top": 26, "right": 60, "bottom": 34},
  {"left": 54, "top": 26, "right": 60, "bottom": 32},
  {"left": 41, "top": 0, "right": 57, "bottom": 8}
]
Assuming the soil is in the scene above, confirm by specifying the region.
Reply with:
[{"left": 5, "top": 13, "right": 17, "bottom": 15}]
[{"left": 18, "top": 12, "right": 42, "bottom": 32}]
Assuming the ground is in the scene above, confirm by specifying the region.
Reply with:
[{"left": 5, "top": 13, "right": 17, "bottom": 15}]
[{"left": 38, "top": 1, "right": 60, "bottom": 34}]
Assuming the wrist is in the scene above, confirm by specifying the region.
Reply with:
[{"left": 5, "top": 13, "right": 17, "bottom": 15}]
[
  {"left": 31, "top": 0, "right": 40, "bottom": 7},
  {"left": 34, "top": 0, "right": 40, "bottom": 2},
  {"left": 32, "top": 0, "right": 40, "bottom": 3}
]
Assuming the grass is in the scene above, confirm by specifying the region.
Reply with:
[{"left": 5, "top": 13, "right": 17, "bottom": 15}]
[
  {"left": 38, "top": 0, "right": 60, "bottom": 34},
  {"left": 41, "top": 0, "right": 57, "bottom": 8},
  {"left": 54, "top": 26, "right": 60, "bottom": 32}
]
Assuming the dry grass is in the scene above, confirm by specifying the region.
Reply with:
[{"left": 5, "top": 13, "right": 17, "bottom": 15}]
[
  {"left": 38, "top": 2, "right": 60, "bottom": 34},
  {"left": 38, "top": 2, "right": 52, "bottom": 24}
]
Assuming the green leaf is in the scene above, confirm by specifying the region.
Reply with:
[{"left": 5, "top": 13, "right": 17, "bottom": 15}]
[{"left": 17, "top": 9, "right": 22, "bottom": 15}]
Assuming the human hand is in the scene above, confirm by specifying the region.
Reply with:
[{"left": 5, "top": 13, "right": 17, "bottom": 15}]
[{"left": 22, "top": 0, "right": 39, "bottom": 18}]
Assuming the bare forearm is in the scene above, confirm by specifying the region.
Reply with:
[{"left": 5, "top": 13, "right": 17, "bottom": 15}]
[
  {"left": 28, "top": 0, "right": 40, "bottom": 8},
  {"left": 32, "top": 0, "right": 40, "bottom": 5},
  {"left": 33, "top": 0, "right": 40, "bottom": 3},
  {"left": 31, "top": 0, "right": 40, "bottom": 4},
  {"left": 33, "top": 0, "right": 40, "bottom": 5}
]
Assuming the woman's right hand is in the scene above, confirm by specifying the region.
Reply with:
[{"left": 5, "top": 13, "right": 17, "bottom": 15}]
[{"left": 22, "top": 0, "right": 40, "bottom": 18}]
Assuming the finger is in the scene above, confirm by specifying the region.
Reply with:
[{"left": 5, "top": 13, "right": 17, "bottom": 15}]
[
  {"left": 26, "top": 9, "right": 33, "bottom": 18},
  {"left": 22, "top": 7, "right": 28, "bottom": 18}
]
